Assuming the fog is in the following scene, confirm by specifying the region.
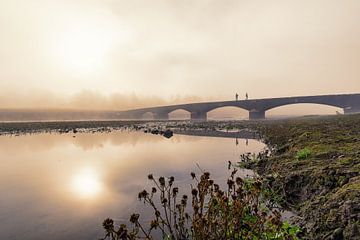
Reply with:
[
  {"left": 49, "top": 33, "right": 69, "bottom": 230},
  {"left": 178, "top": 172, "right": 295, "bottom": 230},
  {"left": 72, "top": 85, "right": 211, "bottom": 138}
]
[
  {"left": 0, "top": 89, "right": 205, "bottom": 110},
  {"left": 0, "top": 0, "right": 359, "bottom": 112}
]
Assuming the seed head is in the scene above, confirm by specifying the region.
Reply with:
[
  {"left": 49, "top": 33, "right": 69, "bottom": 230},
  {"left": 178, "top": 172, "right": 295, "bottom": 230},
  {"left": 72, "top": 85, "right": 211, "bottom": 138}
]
[
  {"left": 172, "top": 187, "right": 179, "bottom": 197},
  {"left": 130, "top": 213, "right": 140, "bottom": 224},
  {"left": 161, "top": 198, "right": 168, "bottom": 205},
  {"left": 169, "top": 176, "right": 174, "bottom": 186},
  {"left": 191, "top": 188, "right": 198, "bottom": 197},
  {"left": 138, "top": 190, "right": 148, "bottom": 199},
  {"left": 102, "top": 218, "right": 114, "bottom": 230},
  {"left": 227, "top": 179, "right": 235, "bottom": 188},
  {"left": 159, "top": 177, "right": 165, "bottom": 186}
]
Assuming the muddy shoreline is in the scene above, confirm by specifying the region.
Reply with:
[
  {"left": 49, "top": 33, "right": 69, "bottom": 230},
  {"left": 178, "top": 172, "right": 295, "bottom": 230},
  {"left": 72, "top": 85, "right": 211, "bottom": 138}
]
[{"left": 249, "top": 115, "right": 360, "bottom": 239}]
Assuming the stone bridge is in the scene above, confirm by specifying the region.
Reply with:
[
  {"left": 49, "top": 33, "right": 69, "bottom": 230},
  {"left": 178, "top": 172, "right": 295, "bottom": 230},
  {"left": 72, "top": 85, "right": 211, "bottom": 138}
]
[{"left": 116, "top": 93, "right": 360, "bottom": 120}]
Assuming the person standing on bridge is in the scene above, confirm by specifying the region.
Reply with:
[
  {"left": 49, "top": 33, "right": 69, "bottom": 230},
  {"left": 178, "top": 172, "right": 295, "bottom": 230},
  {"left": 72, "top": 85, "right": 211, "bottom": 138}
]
[
  {"left": 245, "top": 93, "right": 249, "bottom": 100},
  {"left": 236, "top": 93, "right": 239, "bottom": 101}
]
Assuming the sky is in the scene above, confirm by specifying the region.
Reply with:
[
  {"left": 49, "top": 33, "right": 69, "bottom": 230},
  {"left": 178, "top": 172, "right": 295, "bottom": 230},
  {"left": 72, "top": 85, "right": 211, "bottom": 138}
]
[{"left": 0, "top": 0, "right": 359, "bottom": 110}]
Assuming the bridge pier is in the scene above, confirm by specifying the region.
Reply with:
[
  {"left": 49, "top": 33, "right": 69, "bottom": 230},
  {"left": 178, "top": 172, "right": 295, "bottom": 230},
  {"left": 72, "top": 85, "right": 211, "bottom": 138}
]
[
  {"left": 153, "top": 112, "right": 169, "bottom": 120},
  {"left": 343, "top": 106, "right": 360, "bottom": 115},
  {"left": 249, "top": 110, "right": 265, "bottom": 120},
  {"left": 191, "top": 111, "right": 207, "bottom": 121}
]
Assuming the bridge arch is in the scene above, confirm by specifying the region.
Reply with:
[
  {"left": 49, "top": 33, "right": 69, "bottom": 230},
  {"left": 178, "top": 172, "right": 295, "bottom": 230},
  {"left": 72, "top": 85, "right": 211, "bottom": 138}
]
[
  {"left": 266, "top": 103, "right": 343, "bottom": 118},
  {"left": 207, "top": 106, "right": 249, "bottom": 120},
  {"left": 168, "top": 109, "right": 191, "bottom": 120}
]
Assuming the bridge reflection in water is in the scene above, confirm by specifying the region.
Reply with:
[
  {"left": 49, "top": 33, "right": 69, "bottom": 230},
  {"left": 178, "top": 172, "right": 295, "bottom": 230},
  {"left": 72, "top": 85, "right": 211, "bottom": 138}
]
[
  {"left": 117, "top": 93, "right": 360, "bottom": 121},
  {"left": 174, "top": 129, "right": 259, "bottom": 140},
  {"left": 174, "top": 129, "right": 260, "bottom": 147}
]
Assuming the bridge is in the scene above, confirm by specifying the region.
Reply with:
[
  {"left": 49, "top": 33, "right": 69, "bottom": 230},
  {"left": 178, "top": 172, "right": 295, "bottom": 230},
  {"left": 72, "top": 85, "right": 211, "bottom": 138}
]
[{"left": 116, "top": 93, "right": 360, "bottom": 121}]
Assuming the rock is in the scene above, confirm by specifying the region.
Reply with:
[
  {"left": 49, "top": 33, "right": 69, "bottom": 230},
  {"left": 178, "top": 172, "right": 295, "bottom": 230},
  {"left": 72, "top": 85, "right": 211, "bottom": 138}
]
[
  {"left": 150, "top": 129, "right": 159, "bottom": 135},
  {"left": 163, "top": 129, "right": 173, "bottom": 138},
  {"left": 331, "top": 228, "right": 344, "bottom": 240}
]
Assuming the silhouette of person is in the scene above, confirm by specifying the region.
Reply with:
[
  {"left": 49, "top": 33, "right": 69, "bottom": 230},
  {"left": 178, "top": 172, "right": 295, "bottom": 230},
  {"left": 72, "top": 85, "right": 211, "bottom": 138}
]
[
  {"left": 236, "top": 93, "right": 239, "bottom": 101},
  {"left": 245, "top": 93, "right": 248, "bottom": 100},
  {"left": 236, "top": 138, "right": 239, "bottom": 146}
]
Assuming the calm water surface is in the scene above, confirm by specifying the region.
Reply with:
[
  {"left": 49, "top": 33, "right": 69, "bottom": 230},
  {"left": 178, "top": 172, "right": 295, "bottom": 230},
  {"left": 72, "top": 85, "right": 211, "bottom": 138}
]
[{"left": 0, "top": 130, "right": 266, "bottom": 239}]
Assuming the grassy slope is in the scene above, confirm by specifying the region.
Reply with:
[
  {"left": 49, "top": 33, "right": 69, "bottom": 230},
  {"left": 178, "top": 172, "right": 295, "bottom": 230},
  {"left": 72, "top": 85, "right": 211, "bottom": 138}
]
[{"left": 248, "top": 115, "right": 360, "bottom": 239}]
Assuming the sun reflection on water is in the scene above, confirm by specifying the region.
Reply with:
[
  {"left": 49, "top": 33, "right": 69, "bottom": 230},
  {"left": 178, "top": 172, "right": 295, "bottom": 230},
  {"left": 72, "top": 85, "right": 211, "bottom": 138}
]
[
  {"left": 0, "top": 131, "right": 267, "bottom": 239},
  {"left": 71, "top": 167, "right": 102, "bottom": 198}
]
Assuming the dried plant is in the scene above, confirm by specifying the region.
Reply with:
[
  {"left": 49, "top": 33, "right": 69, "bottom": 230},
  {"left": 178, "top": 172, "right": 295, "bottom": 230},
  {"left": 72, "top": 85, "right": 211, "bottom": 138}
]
[{"left": 100, "top": 165, "right": 300, "bottom": 240}]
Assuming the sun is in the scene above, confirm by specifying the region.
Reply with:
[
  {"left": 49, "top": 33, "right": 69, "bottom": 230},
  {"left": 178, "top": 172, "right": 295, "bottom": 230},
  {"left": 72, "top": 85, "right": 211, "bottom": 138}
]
[
  {"left": 55, "top": 25, "right": 115, "bottom": 73},
  {"left": 72, "top": 167, "right": 102, "bottom": 198}
]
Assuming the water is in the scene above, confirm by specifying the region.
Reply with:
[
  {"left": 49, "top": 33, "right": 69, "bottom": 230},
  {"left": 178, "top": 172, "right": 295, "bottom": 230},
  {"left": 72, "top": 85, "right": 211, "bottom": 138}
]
[{"left": 0, "top": 130, "right": 266, "bottom": 240}]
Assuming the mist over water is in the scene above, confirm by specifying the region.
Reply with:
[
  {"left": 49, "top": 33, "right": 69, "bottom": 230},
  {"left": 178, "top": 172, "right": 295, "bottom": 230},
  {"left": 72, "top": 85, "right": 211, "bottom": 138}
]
[{"left": 0, "top": 90, "right": 206, "bottom": 111}]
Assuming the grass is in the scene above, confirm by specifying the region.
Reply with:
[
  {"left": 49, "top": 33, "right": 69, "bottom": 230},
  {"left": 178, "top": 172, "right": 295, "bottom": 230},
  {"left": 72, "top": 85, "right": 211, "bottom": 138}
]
[{"left": 296, "top": 147, "right": 311, "bottom": 160}]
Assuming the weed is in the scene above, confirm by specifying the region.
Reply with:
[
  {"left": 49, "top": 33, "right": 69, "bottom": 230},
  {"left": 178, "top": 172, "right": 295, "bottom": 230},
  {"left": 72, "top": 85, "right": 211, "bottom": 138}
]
[{"left": 100, "top": 166, "right": 300, "bottom": 240}]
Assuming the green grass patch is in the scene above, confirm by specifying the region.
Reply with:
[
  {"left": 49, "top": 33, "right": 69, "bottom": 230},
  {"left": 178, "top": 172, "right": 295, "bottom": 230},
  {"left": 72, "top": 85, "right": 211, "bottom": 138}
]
[{"left": 296, "top": 147, "right": 311, "bottom": 160}]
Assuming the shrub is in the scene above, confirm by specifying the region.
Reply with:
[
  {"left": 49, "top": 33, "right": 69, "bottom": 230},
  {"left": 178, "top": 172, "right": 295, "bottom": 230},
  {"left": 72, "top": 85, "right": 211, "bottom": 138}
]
[{"left": 100, "top": 167, "right": 300, "bottom": 240}]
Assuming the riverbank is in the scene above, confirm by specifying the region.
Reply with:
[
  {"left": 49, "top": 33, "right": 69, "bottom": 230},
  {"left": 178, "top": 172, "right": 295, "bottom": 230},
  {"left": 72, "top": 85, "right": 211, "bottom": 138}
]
[
  {"left": 261, "top": 115, "right": 359, "bottom": 239},
  {"left": 172, "top": 115, "right": 359, "bottom": 239},
  {"left": 238, "top": 115, "right": 360, "bottom": 239}
]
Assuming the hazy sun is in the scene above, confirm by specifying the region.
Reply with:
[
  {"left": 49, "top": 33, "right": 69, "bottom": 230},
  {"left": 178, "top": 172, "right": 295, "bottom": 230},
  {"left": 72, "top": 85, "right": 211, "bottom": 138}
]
[
  {"left": 49, "top": 13, "right": 120, "bottom": 74},
  {"left": 72, "top": 167, "right": 102, "bottom": 198}
]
